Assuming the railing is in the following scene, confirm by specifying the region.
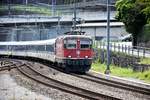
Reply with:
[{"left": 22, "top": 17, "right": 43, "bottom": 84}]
[
  {"left": 35, "top": 0, "right": 116, "bottom": 9},
  {"left": 95, "top": 42, "right": 150, "bottom": 58}
]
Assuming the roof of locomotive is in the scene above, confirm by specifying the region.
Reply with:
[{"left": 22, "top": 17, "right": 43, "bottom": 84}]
[{"left": 57, "top": 35, "right": 92, "bottom": 40}]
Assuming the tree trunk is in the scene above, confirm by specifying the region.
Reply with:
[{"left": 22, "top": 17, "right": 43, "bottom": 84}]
[{"left": 132, "top": 33, "right": 138, "bottom": 48}]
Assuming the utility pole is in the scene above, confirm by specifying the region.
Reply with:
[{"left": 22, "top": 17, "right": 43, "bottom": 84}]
[
  {"left": 25, "top": 0, "right": 28, "bottom": 15},
  {"left": 7, "top": 0, "right": 11, "bottom": 16},
  {"left": 105, "top": 0, "right": 111, "bottom": 74},
  {"left": 57, "top": 17, "right": 61, "bottom": 35},
  {"left": 73, "top": 0, "right": 77, "bottom": 31},
  {"left": 52, "top": 0, "right": 55, "bottom": 16}
]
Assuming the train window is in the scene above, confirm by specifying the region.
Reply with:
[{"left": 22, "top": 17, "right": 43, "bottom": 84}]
[
  {"left": 64, "top": 39, "right": 77, "bottom": 49},
  {"left": 0, "top": 45, "right": 7, "bottom": 50},
  {"left": 13, "top": 45, "right": 26, "bottom": 51},
  {"left": 80, "top": 39, "right": 92, "bottom": 49},
  {"left": 46, "top": 45, "right": 54, "bottom": 52},
  {"left": 36, "top": 45, "right": 45, "bottom": 51}
]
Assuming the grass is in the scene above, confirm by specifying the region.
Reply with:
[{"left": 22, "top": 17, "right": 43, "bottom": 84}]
[
  {"left": 13, "top": 5, "right": 52, "bottom": 15},
  {"left": 140, "top": 57, "right": 150, "bottom": 64},
  {"left": 0, "top": 4, "right": 55, "bottom": 15},
  {"left": 91, "top": 61, "right": 150, "bottom": 83}
]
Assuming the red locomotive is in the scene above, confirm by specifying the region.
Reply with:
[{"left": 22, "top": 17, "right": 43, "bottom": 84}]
[{"left": 55, "top": 32, "right": 93, "bottom": 73}]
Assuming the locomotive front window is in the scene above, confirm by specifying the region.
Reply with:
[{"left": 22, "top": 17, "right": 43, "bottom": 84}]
[
  {"left": 80, "top": 39, "right": 92, "bottom": 49},
  {"left": 64, "top": 39, "right": 76, "bottom": 49}
]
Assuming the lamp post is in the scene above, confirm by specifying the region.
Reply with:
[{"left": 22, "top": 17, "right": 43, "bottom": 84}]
[{"left": 105, "top": 0, "right": 111, "bottom": 74}]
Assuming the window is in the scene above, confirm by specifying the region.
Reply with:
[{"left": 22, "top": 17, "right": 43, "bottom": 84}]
[
  {"left": 64, "top": 39, "right": 76, "bottom": 49},
  {"left": 80, "top": 39, "right": 92, "bottom": 49}
]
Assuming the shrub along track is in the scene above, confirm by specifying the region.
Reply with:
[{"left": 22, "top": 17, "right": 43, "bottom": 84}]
[{"left": 16, "top": 62, "right": 121, "bottom": 100}]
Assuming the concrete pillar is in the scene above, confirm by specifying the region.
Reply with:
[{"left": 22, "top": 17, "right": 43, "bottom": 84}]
[
  {"left": 83, "top": 0, "right": 86, "bottom": 3},
  {"left": 11, "top": 29, "right": 15, "bottom": 41}
]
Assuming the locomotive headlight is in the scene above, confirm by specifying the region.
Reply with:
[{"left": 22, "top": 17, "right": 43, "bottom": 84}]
[
  {"left": 85, "top": 56, "right": 88, "bottom": 58},
  {"left": 68, "top": 55, "right": 71, "bottom": 58}
]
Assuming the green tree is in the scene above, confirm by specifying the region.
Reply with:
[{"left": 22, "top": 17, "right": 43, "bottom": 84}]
[
  {"left": 115, "top": 0, "right": 149, "bottom": 46},
  {"left": 140, "top": 24, "right": 150, "bottom": 42},
  {"left": 141, "top": 0, "right": 150, "bottom": 24}
]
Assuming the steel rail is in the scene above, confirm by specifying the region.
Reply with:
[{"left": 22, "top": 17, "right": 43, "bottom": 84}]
[
  {"left": 0, "top": 59, "right": 21, "bottom": 71},
  {"left": 71, "top": 73, "right": 150, "bottom": 96},
  {"left": 17, "top": 63, "right": 120, "bottom": 100}
]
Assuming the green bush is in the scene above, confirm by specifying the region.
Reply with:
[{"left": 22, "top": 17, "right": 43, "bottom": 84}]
[
  {"left": 92, "top": 62, "right": 150, "bottom": 83},
  {"left": 139, "top": 24, "right": 150, "bottom": 42}
]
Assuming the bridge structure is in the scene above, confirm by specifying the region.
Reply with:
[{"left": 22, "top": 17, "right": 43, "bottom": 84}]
[
  {"left": 36, "top": 0, "right": 116, "bottom": 10},
  {"left": 0, "top": 0, "right": 117, "bottom": 25},
  {"left": 0, "top": 11, "right": 116, "bottom": 25},
  {"left": 0, "top": 0, "right": 118, "bottom": 41}
]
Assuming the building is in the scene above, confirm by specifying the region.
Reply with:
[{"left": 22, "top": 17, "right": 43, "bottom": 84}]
[{"left": 76, "top": 22, "right": 129, "bottom": 41}]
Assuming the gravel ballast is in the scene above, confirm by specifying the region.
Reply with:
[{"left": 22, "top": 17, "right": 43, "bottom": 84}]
[
  {"left": 31, "top": 62, "right": 150, "bottom": 100},
  {"left": 1, "top": 59, "right": 150, "bottom": 100},
  {"left": 0, "top": 71, "right": 50, "bottom": 100}
]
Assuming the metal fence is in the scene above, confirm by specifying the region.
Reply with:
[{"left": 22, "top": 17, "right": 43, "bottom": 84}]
[{"left": 95, "top": 42, "right": 150, "bottom": 58}]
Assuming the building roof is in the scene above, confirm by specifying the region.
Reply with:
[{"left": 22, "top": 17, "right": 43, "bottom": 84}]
[{"left": 76, "top": 22, "right": 124, "bottom": 27}]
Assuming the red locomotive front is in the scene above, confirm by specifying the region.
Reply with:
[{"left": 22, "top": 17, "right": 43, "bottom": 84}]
[{"left": 55, "top": 35, "right": 93, "bottom": 73}]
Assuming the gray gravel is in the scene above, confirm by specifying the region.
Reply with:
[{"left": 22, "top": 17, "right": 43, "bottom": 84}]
[
  {"left": 1, "top": 59, "right": 149, "bottom": 100},
  {"left": 32, "top": 62, "right": 150, "bottom": 100},
  {"left": 10, "top": 68, "right": 88, "bottom": 100},
  {"left": 0, "top": 71, "right": 50, "bottom": 100}
]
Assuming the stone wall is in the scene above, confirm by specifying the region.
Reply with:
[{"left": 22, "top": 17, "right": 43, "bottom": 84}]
[{"left": 94, "top": 49, "right": 150, "bottom": 72}]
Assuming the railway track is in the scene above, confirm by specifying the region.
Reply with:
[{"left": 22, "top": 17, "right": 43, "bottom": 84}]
[
  {"left": 0, "top": 58, "right": 21, "bottom": 71},
  {"left": 16, "top": 62, "right": 121, "bottom": 100},
  {"left": 71, "top": 72, "right": 150, "bottom": 96},
  {"left": 1, "top": 58, "right": 149, "bottom": 99}
]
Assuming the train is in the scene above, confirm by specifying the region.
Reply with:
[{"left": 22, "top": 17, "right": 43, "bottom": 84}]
[{"left": 0, "top": 32, "right": 94, "bottom": 73}]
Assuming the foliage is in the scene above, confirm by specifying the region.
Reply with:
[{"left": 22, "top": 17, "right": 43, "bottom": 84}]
[
  {"left": 0, "top": 4, "right": 53, "bottom": 15},
  {"left": 115, "top": 0, "right": 149, "bottom": 46},
  {"left": 13, "top": 5, "right": 52, "bottom": 15},
  {"left": 137, "top": 70, "right": 150, "bottom": 83},
  {"left": 140, "top": 57, "right": 150, "bottom": 64},
  {"left": 140, "top": 24, "right": 150, "bottom": 42},
  {"left": 91, "top": 61, "right": 134, "bottom": 76},
  {"left": 143, "top": 6, "right": 150, "bottom": 23},
  {"left": 64, "top": 0, "right": 83, "bottom": 4},
  {"left": 138, "top": 0, "right": 150, "bottom": 23},
  {"left": 92, "top": 62, "right": 150, "bottom": 83}
]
